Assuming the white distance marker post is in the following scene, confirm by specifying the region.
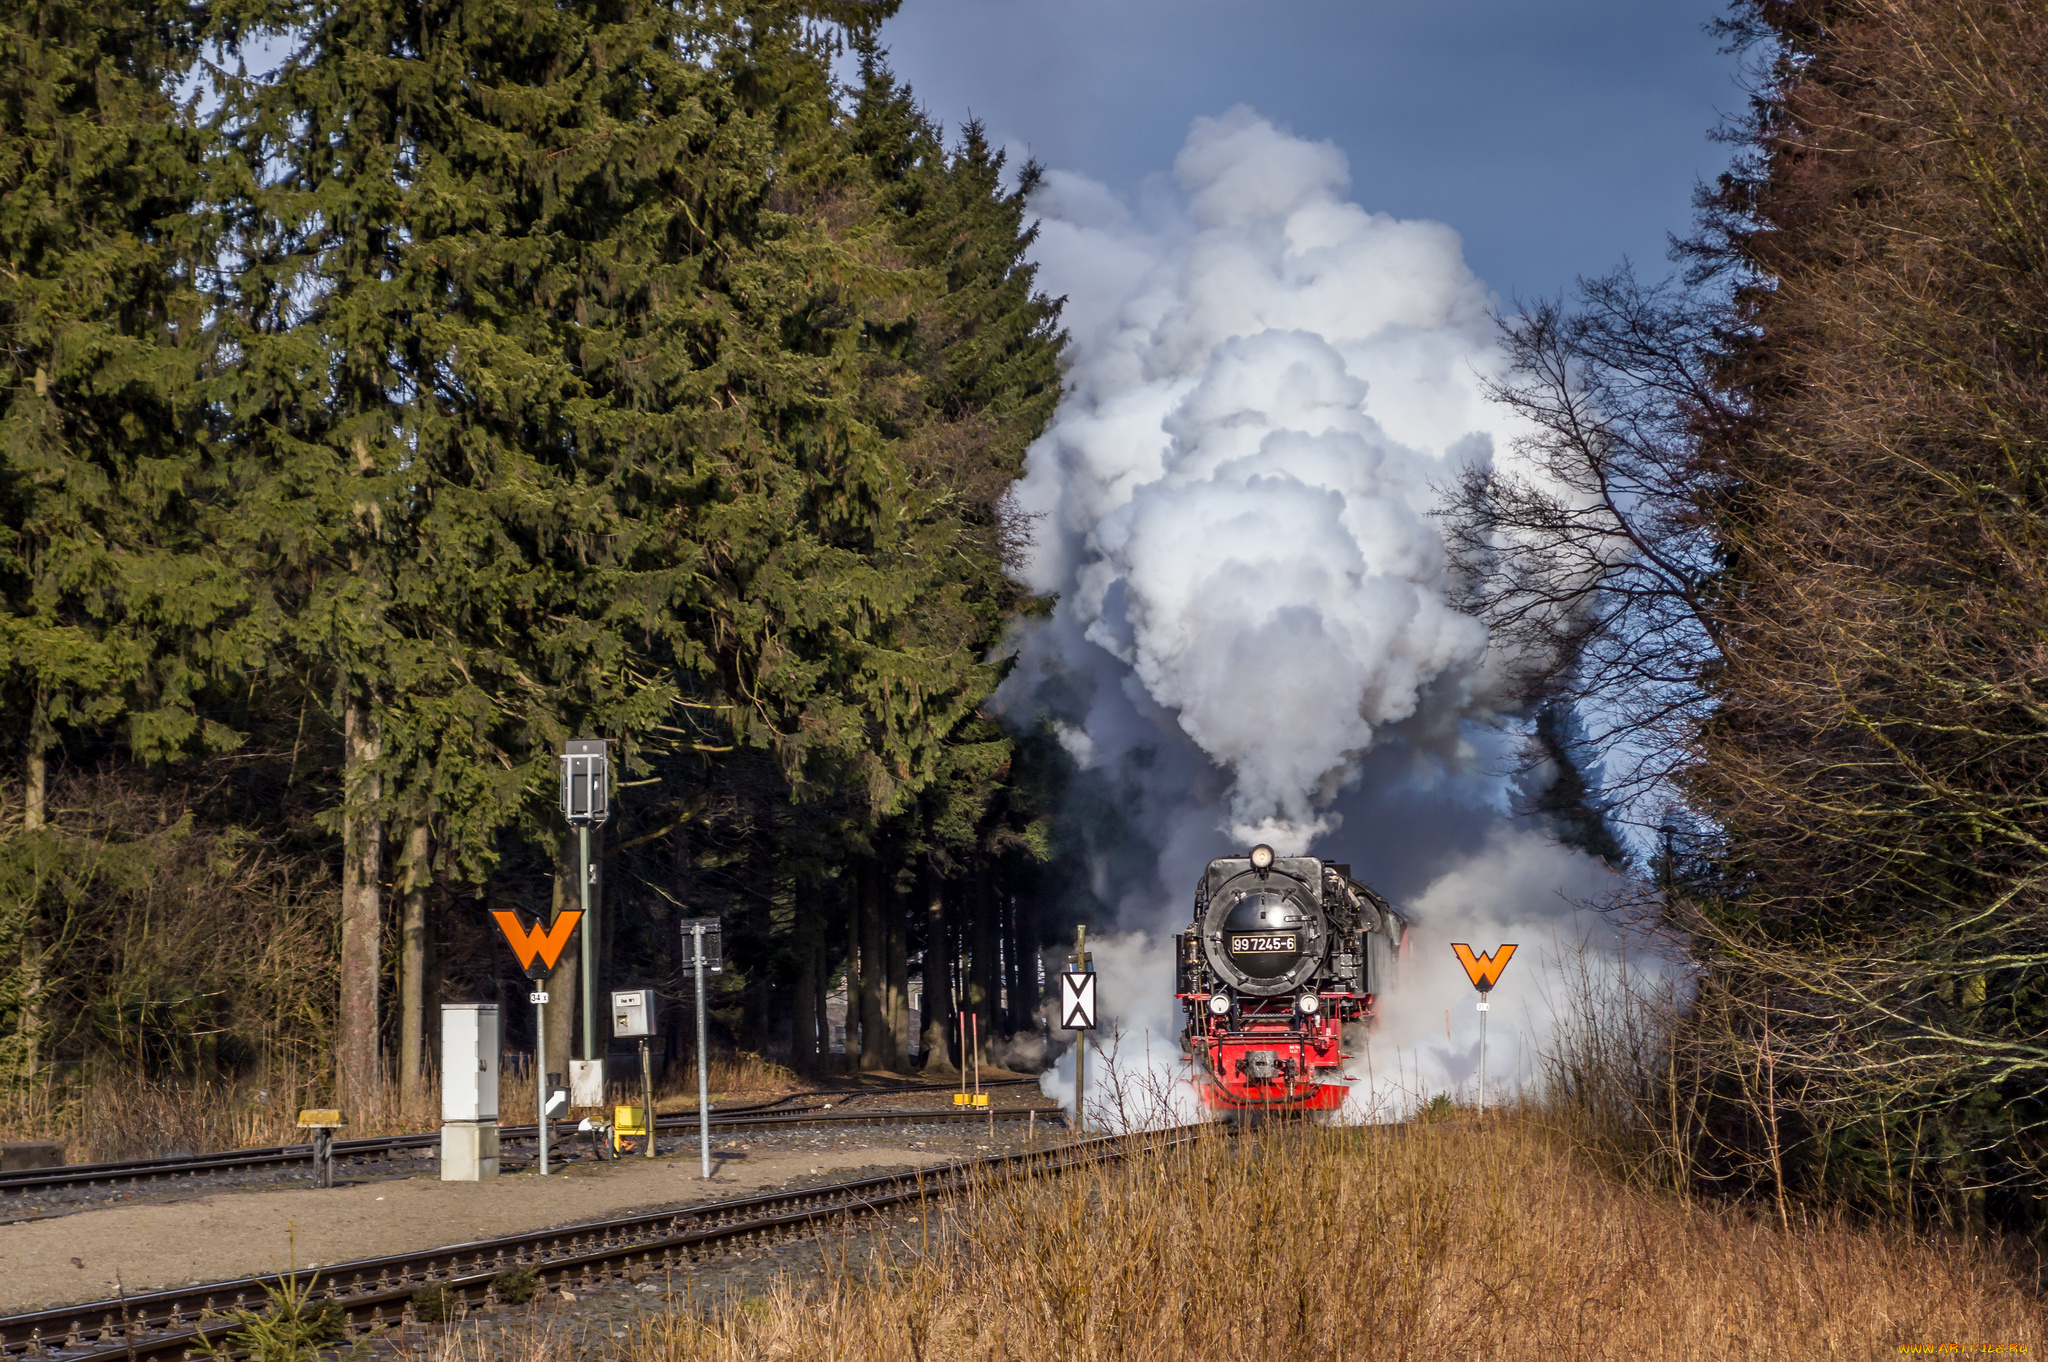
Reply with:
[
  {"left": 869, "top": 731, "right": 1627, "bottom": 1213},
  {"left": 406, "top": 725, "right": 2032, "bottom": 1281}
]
[
  {"left": 1060, "top": 926, "right": 1097, "bottom": 1133},
  {"left": 531, "top": 989, "right": 550, "bottom": 1173},
  {"left": 682, "top": 917, "right": 722, "bottom": 1178},
  {"left": 1451, "top": 943, "right": 1517, "bottom": 1109},
  {"left": 489, "top": 907, "right": 580, "bottom": 1176}
]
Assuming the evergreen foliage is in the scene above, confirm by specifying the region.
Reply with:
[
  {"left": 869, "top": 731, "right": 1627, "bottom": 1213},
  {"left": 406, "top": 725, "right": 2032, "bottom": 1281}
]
[
  {"left": 0, "top": 0, "right": 1067, "bottom": 1101},
  {"left": 0, "top": 0, "right": 247, "bottom": 1079}
]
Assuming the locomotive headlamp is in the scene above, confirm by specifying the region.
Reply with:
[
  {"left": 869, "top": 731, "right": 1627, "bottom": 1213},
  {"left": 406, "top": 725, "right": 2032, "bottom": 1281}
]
[
  {"left": 1249, "top": 844, "right": 1275, "bottom": 870},
  {"left": 1297, "top": 992, "right": 1321, "bottom": 1016},
  {"left": 1208, "top": 993, "right": 1231, "bottom": 1016}
]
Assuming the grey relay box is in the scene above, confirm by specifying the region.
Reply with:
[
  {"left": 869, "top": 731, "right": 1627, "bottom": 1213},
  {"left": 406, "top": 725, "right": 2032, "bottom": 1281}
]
[{"left": 611, "top": 989, "right": 655, "bottom": 1039}]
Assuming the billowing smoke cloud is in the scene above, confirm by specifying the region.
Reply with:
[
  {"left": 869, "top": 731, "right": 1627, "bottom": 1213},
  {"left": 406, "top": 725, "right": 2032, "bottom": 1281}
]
[{"left": 998, "top": 108, "right": 1629, "bottom": 1127}]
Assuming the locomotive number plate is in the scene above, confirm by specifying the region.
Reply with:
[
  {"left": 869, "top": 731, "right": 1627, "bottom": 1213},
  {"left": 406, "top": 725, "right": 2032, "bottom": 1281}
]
[{"left": 1230, "top": 934, "right": 1298, "bottom": 953}]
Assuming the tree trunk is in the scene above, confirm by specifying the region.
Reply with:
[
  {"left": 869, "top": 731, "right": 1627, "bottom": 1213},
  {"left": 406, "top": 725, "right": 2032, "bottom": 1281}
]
[
  {"left": 1014, "top": 884, "right": 1041, "bottom": 1036},
  {"left": 792, "top": 892, "right": 820, "bottom": 1072},
  {"left": 843, "top": 873, "right": 860, "bottom": 1061},
  {"left": 398, "top": 819, "right": 429, "bottom": 1106},
  {"left": 544, "top": 858, "right": 577, "bottom": 1087},
  {"left": 814, "top": 928, "right": 833, "bottom": 1069},
  {"left": 969, "top": 864, "right": 997, "bottom": 1062},
  {"left": 1001, "top": 889, "right": 1021, "bottom": 1036},
  {"left": 17, "top": 713, "right": 47, "bottom": 1083},
  {"left": 23, "top": 744, "right": 44, "bottom": 833},
  {"left": 858, "top": 859, "right": 888, "bottom": 1071},
  {"left": 338, "top": 688, "right": 385, "bottom": 1117},
  {"left": 887, "top": 875, "right": 910, "bottom": 1071},
  {"left": 919, "top": 869, "right": 955, "bottom": 1075},
  {"left": 424, "top": 894, "right": 442, "bottom": 1073}
]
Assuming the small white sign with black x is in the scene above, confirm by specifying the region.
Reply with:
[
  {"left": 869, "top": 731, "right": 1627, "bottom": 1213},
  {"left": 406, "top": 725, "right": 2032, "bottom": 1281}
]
[{"left": 1060, "top": 972, "right": 1097, "bottom": 1030}]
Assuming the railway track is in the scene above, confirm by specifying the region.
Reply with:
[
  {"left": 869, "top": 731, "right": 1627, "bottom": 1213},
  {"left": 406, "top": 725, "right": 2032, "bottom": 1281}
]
[
  {"left": 0, "top": 1124, "right": 1205, "bottom": 1362},
  {"left": 0, "top": 1079, "right": 1048, "bottom": 1198}
]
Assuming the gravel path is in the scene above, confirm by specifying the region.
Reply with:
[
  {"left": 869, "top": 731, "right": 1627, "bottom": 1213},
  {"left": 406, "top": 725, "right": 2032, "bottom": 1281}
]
[
  {"left": 0, "top": 1077, "right": 1052, "bottom": 1221},
  {"left": 0, "top": 1114, "right": 1062, "bottom": 1316},
  {"left": 346, "top": 1199, "right": 958, "bottom": 1362}
]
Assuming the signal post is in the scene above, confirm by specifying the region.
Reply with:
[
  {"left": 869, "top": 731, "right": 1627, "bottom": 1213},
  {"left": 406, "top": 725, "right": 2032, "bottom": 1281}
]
[
  {"left": 1451, "top": 942, "right": 1517, "bottom": 1108},
  {"left": 1060, "top": 926, "right": 1097, "bottom": 1132},
  {"left": 493, "top": 908, "right": 582, "bottom": 1173}
]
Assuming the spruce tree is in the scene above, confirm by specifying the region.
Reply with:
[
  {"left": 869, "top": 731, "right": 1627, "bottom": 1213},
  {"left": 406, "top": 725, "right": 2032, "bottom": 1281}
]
[
  {"left": 0, "top": 0, "right": 239, "bottom": 1083},
  {"left": 215, "top": 0, "right": 1033, "bottom": 1095}
]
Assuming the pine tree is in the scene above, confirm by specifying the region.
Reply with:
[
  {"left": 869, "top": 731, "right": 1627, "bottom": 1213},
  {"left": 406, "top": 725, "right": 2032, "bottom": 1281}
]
[
  {"left": 833, "top": 49, "right": 1065, "bottom": 1067},
  {"left": 0, "top": 0, "right": 240, "bottom": 1082},
  {"left": 213, "top": 0, "right": 1029, "bottom": 1096}
]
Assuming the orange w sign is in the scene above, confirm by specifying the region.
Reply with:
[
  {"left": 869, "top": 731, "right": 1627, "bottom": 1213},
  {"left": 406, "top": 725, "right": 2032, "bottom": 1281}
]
[
  {"left": 492, "top": 910, "right": 583, "bottom": 973},
  {"left": 1452, "top": 942, "right": 1517, "bottom": 992}
]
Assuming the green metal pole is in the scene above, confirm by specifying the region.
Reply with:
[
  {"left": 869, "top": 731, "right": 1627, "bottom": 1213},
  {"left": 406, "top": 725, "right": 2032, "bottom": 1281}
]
[
  {"left": 641, "top": 1037, "right": 656, "bottom": 1159},
  {"left": 579, "top": 825, "right": 594, "bottom": 1063}
]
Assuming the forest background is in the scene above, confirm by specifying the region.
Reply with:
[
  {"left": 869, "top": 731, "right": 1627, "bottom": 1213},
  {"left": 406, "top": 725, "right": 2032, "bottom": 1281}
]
[
  {"left": 0, "top": 0, "right": 1072, "bottom": 1126},
  {"left": 4, "top": 0, "right": 2047, "bottom": 1241}
]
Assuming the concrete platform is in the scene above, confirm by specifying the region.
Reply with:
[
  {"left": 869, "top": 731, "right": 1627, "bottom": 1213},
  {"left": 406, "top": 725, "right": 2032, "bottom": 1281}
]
[{"left": 0, "top": 1142, "right": 62, "bottom": 1173}]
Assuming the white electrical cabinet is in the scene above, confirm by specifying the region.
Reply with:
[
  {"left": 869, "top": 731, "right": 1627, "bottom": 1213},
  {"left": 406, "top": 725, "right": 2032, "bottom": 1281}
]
[
  {"left": 611, "top": 989, "right": 656, "bottom": 1038},
  {"left": 440, "top": 1004, "right": 501, "bottom": 1181},
  {"left": 441, "top": 1004, "right": 501, "bottom": 1121}
]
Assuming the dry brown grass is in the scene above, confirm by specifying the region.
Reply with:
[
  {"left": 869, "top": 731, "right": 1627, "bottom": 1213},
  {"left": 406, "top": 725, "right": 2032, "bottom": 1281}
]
[
  {"left": 0, "top": 1062, "right": 444, "bottom": 1163},
  {"left": 0, "top": 1049, "right": 808, "bottom": 1164},
  {"left": 654, "top": 1052, "right": 803, "bottom": 1112},
  {"left": 616, "top": 1116, "right": 2043, "bottom": 1362}
]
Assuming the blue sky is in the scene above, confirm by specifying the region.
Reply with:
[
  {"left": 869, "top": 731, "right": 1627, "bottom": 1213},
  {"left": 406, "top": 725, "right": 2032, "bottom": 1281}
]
[{"left": 871, "top": 0, "right": 1746, "bottom": 304}]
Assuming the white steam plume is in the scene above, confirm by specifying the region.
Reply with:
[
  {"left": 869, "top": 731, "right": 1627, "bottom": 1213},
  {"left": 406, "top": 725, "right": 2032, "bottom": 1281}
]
[
  {"left": 1010, "top": 107, "right": 1511, "bottom": 849},
  {"left": 1000, "top": 108, "right": 1632, "bottom": 1127}
]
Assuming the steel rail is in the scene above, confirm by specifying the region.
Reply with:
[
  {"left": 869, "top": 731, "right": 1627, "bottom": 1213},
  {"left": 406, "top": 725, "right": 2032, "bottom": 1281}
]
[
  {"left": 0, "top": 1079, "right": 1045, "bottom": 1196},
  {"left": 0, "top": 1124, "right": 1210, "bottom": 1362}
]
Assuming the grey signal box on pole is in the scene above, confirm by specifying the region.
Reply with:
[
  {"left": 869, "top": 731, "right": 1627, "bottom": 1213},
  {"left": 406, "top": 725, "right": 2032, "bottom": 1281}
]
[
  {"left": 559, "top": 737, "right": 610, "bottom": 1104},
  {"left": 559, "top": 740, "right": 610, "bottom": 826},
  {"left": 680, "top": 918, "right": 722, "bottom": 972},
  {"left": 611, "top": 989, "right": 655, "bottom": 1038}
]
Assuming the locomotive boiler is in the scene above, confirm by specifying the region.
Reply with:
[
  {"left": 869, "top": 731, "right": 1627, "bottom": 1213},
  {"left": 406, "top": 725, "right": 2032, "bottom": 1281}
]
[{"left": 1176, "top": 844, "right": 1409, "bottom": 1111}]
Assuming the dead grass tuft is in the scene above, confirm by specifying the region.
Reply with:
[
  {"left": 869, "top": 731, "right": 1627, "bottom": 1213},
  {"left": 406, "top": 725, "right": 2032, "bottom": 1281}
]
[
  {"left": 617, "top": 1117, "right": 2043, "bottom": 1361},
  {"left": 0, "top": 1062, "right": 442, "bottom": 1163}
]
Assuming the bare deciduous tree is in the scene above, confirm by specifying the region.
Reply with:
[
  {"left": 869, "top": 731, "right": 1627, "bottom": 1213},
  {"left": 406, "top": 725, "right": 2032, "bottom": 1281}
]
[{"left": 1443, "top": 268, "right": 1736, "bottom": 824}]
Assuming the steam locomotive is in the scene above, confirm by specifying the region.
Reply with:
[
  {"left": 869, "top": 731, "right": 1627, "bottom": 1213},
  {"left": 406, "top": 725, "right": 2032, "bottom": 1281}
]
[{"left": 1175, "top": 844, "right": 1409, "bottom": 1111}]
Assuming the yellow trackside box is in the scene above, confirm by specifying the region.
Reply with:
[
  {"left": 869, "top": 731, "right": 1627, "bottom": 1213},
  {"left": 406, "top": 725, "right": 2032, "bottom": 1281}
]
[{"left": 612, "top": 1104, "right": 649, "bottom": 1155}]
